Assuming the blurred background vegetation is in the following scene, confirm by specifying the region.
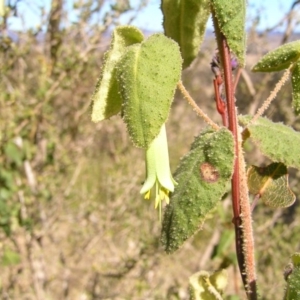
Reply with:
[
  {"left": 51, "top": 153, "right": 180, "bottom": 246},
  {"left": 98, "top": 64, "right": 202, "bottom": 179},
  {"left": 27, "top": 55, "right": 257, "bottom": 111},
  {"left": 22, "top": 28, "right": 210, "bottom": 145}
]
[{"left": 1, "top": 0, "right": 300, "bottom": 299}]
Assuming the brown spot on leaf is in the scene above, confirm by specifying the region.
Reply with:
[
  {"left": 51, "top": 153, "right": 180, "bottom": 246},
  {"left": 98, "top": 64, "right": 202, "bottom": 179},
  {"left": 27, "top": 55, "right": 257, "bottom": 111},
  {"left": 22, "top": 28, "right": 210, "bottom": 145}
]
[{"left": 200, "top": 162, "right": 219, "bottom": 183}]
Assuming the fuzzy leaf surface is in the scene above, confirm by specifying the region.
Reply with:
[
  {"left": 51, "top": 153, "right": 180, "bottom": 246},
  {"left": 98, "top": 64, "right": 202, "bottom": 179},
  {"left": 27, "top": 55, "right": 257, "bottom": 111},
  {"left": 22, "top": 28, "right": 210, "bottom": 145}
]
[
  {"left": 117, "top": 34, "right": 182, "bottom": 148},
  {"left": 284, "top": 267, "right": 300, "bottom": 300},
  {"left": 284, "top": 253, "right": 300, "bottom": 300},
  {"left": 211, "top": 0, "right": 246, "bottom": 67},
  {"left": 161, "top": 128, "right": 234, "bottom": 253},
  {"left": 91, "top": 26, "right": 144, "bottom": 122},
  {"left": 240, "top": 115, "right": 300, "bottom": 170},
  {"left": 291, "top": 61, "right": 300, "bottom": 115},
  {"left": 247, "top": 163, "right": 295, "bottom": 208},
  {"left": 252, "top": 40, "right": 300, "bottom": 72},
  {"left": 161, "top": 0, "right": 210, "bottom": 69}
]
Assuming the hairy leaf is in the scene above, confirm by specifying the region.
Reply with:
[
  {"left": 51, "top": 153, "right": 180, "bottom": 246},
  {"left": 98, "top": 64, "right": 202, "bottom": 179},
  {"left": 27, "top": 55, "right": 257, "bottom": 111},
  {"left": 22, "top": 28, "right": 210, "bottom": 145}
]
[
  {"left": 211, "top": 0, "right": 246, "bottom": 67},
  {"left": 161, "top": 128, "right": 234, "bottom": 253},
  {"left": 252, "top": 40, "right": 300, "bottom": 72},
  {"left": 240, "top": 115, "right": 300, "bottom": 170},
  {"left": 161, "top": 0, "right": 210, "bottom": 69},
  {"left": 291, "top": 61, "right": 300, "bottom": 115},
  {"left": 247, "top": 163, "right": 295, "bottom": 208},
  {"left": 117, "top": 34, "right": 182, "bottom": 148},
  {"left": 189, "top": 270, "right": 228, "bottom": 300},
  {"left": 91, "top": 26, "right": 144, "bottom": 122},
  {"left": 284, "top": 253, "right": 300, "bottom": 300}
]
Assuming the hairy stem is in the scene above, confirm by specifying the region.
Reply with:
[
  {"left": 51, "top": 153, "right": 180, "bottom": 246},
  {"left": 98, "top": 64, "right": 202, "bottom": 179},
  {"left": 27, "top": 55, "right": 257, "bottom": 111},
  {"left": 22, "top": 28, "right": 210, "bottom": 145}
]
[
  {"left": 219, "top": 37, "right": 257, "bottom": 299},
  {"left": 177, "top": 81, "right": 220, "bottom": 130},
  {"left": 237, "top": 132, "right": 257, "bottom": 296},
  {"left": 250, "top": 66, "right": 291, "bottom": 124},
  {"left": 210, "top": 10, "right": 247, "bottom": 292}
]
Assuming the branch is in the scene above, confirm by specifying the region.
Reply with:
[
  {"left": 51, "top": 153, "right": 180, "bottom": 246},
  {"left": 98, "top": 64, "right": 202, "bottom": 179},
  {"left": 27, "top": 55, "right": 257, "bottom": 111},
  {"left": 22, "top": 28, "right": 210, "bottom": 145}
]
[
  {"left": 217, "top": 32, "right": 258, "bottom": 299},
  {"left": 177, "top": 81, "right": 220, "bottom": 131},
  {"left": 250, "top": 67, "right": 291, "bottom": 125}
]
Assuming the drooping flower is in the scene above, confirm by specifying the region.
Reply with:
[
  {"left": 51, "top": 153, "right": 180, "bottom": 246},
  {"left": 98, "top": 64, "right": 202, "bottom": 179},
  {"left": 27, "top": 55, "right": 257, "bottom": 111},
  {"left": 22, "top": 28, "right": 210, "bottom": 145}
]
[{"left": 140, "top": 124, "right": 177, "bottom": 219}]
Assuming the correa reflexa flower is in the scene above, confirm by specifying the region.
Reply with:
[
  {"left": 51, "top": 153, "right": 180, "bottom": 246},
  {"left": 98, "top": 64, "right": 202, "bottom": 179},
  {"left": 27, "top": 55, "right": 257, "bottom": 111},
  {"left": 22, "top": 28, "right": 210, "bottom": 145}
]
[{"left": 140, "top": 124, "right": 177, "bottom": 219}]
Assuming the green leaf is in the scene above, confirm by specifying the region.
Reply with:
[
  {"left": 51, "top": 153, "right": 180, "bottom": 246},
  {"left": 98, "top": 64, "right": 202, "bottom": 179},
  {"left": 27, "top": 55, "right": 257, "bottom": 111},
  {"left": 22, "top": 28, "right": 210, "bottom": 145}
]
[
  {"left": 161, "top": 0, "right": 210, "bottom": 69},
  {"left": 189, "top": 269, "right": 227, "bottom": 300},
  {"left": 247, "top": 163, "right": 295, "bottom": 208},
  {"left": 252, "top": 40, "right": 300, "bottom": 72},
  {"left": 161, "top": 128, "right": 234, "bottom": 253},
  {"left": 239, "top": 115, "right": 300, "bottom": 170},
  {"left": 211, "top": 0, "right": 246, "bottom": 67},
  {"left": 117, "top": 34, "right": 182, "bottom": 148},
  {"left": 285, "top": 267, "right": 300, "bottom": 300},
  {"left": 91, "top": 25, "right": 144, "bottom": 122},
  {"left": 291, "top": 61, "right": 300, "bottom": 115},
  {"left": 284, "top": 253, "right": 300, "bottom": 300}
]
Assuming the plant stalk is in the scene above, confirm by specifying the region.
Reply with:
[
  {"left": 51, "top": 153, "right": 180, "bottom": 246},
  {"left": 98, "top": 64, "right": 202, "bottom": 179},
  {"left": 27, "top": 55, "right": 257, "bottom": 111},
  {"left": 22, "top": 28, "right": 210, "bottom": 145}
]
[
  {"left": 219, "top": 37, "right": 258, "bottom": 299},
  {"left": 218, "top": 35, "right": 243, "bottom": 284}
]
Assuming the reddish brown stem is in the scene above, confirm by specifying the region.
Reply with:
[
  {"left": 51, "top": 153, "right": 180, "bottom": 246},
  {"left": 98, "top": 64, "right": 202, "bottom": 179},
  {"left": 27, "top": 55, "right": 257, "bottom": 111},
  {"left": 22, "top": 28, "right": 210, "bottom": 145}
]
[
  {"left": 211, "top": 6, "right": 257, "bottom": 297},
  {"left": 220, "top": 38, "right": 240, "bottom": 220},
  {"left": 213, "top": 75, "right": 228, "bottom": 127},
  {"left": 220, "top": 37, "right": 258, "bottom": 299}
]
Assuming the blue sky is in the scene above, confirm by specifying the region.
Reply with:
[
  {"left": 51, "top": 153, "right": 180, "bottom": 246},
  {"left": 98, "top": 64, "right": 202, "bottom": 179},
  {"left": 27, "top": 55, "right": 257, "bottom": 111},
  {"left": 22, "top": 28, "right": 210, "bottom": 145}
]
[
  {"left": 6, "top": 0, "right": 299, "bottom": 32},
  {"left": 128, "top": 0, "right": 299, "bottom": 32}
]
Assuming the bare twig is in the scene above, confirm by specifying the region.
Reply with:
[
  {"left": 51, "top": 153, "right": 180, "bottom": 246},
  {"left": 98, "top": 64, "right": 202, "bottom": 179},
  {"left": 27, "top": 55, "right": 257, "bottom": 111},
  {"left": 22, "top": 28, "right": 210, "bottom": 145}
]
[
  {"left": 240, "top": 69, "right": 256, "bottom": 97},
  {"left": 64, "top": 160, "right": 83, "bottom": 197},
  {"left": 198, "top": 229, "right": 221, "bottom": 269},
  {"left": 233, "top": 68, "right": 242, "bottom": 93}
]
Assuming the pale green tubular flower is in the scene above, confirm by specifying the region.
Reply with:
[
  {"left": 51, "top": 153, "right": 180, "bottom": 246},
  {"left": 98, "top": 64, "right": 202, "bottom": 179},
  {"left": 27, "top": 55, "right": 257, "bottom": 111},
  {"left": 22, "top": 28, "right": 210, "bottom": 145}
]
[{"left": 140, "top": 124, "right": 177, "bottom": 220}]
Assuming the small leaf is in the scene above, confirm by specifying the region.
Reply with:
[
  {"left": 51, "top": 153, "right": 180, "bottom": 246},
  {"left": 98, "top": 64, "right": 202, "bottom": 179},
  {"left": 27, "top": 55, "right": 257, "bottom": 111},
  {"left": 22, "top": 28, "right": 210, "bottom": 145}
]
[
  {"left": 291, "top": 61, "right": 300, "bottom": 115},
  {"left": 91, "top": 26, "right": 144, "bottom": 122},
  {"left": 239, "top": 115, "right": 300, "bottom": 170},
  {"left": 252, "top": 40, "right": 300, "bottom": 72},
  {"left": 161, "top": 128, "right": 234, "bottom": 253},
  {"left": 211, "top": 0, "right": 246, "bottom": 67},
  {"left": 161, "top": 0, "right": 210, "bottom": 69},
  {"left": 189, "top": 269, "right": 227, "bottom": 300},
  {"left": 117, "top": 34, "right": 182, "bottom": 148},
  {"left": 247, "top": 163, "right": 295, "bottom": 208}
]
